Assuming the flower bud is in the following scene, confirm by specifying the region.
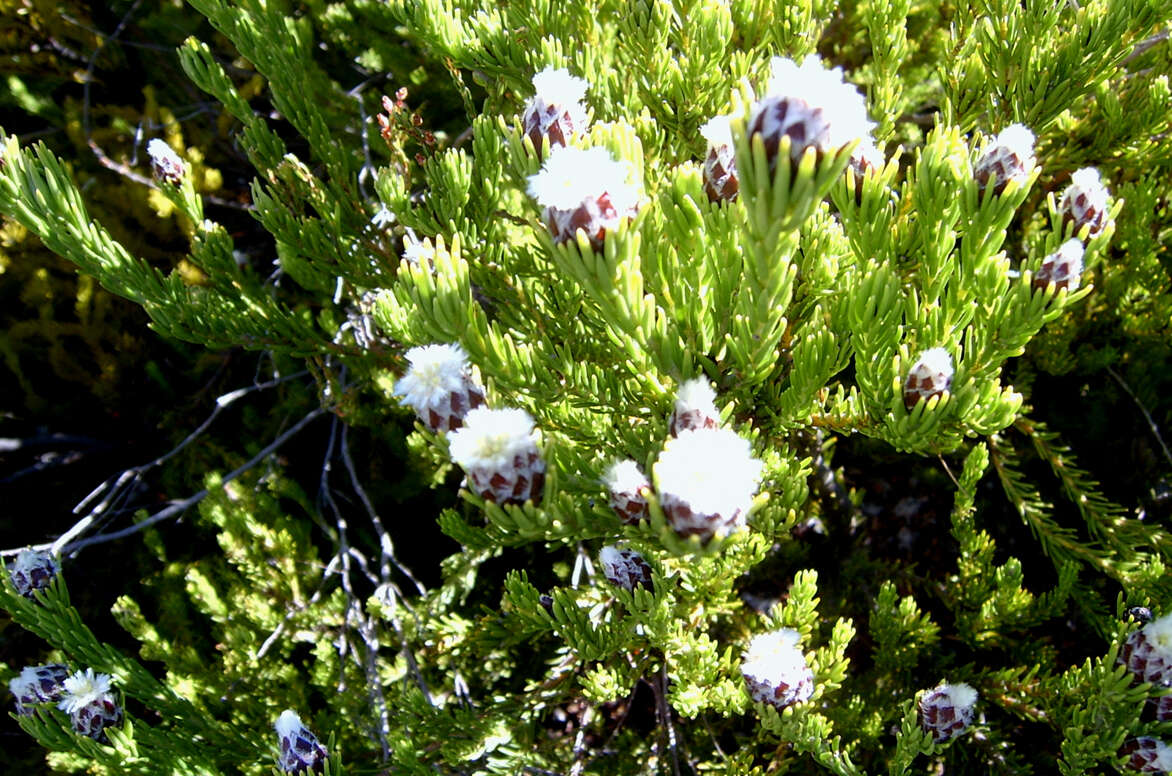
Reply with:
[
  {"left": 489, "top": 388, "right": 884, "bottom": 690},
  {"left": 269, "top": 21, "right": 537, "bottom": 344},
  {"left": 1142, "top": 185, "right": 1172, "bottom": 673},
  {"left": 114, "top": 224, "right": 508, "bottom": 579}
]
[
  {"left": 9, "top": 663, "right": 69, "bottom": 715},
  {"left": 1033, "top": 239, "right": 1084, "bottom": 293},
  {"left": 746, "top": 55, "right": 875, "bottom": 170},
  {"left": 846, "top": 139, "right": 884, "bottom": 202},
  {"left": 275, "top": 710, "right": 328, "bottom": 774},
  {"left": 394, "top": 343, "right": 486, "bottom": 432},
  {"left": 903, "top": 347, "right": 954, "bottom": 410},
  {"left": 147, "top": 138, "right": 186, "bottom": 185},
  {"left": 1121, "top": 737, "right": 1172, "bottom": 774},
  {"left": 598, "top": 545, "right": 653, "bottom": 592},
  {"left": 654, "top": 428, "right": 762, "bottom": 543},
  {"left": 522, "top": 68, "right": 590, "bottom": 157},
  {"left": 527, "top": 146, "right": 640, "bottom": 249},
  {"left": 1121, "top": 611, "right": 1172, "bottom": 685},
  {"left": 669, "top": 378, "right": 720, "bottom": 436},
  {"left": 700, "top": 115, "right": 738, "bottom": 202},
  {"left": 602, "top": 459, "right": 650, "bottom": 525},
  {"left": 918, "top": 682, "right": 978, "bottom": 742},
  {"left": 58, "top": 669, "right": 121, "bottom": 741},
  {"left": 8, "top": 549, "right": 59, "bottom": 598},
  {"left": 973, "top": 124, "right": 1036, "bottom": 195},
  {"left": 1060, "top": 167, "right": 1111, "bottom": 238},
  {"left": 448, "top": 407, "right": 546, "bottom": 505},
  {"left": 741, "top": 629, "right": 814, "bottom": 710}
]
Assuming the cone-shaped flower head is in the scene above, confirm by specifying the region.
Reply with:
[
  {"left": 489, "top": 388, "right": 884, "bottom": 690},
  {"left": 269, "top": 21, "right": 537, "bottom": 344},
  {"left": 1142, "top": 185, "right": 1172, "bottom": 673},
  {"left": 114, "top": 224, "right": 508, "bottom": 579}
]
[
  {"left": 919, "top": 682, "right": 978, "bottom": 742},
  {"left": 394, "top": 343, "right": 486, "bottom": 432},
  {"left": 1033, "top": 239, "right": 1085, "bottom": 293},
  {"left": 147, "top": 138, "right": 186, "bottom": 185},
  {"left": 1121, "top": 737, "right": 1172, "bottom": 774},
  {"left": 974, "top": 124, "right": 1036, "bottom": 195},
  {"left": 741, "top": 628, "right": 814, "bottom": 710},
  {"left": 448, "top": 407, "right": 546, "bottom": 505},
  {"left": 654, "top": 428, "right": 763, "bottom": 543},
  {"left": 847, "top": 139, "right": 885, "bottom": 201},
  {"left": 9, "top": 663, "right": 69, "bottom": 715},
  {"left": 1060, "top": 167, "right": 1111, "bottom": 237},
  {"left": 747, "top": 55, "right": 875, "bottom": 168},
  {"left": 1121, "top": 611, "right": 1172, "bottom": 685},
  {"left": 599, "top": 545, "right": 654, "bottom": 592},
  {"left": 903, "top": 347, "right": 954, "bottom": 410},
  {"left": 8, "top": 549, "right": 59, "bottom": 598},
  {"left": 700, "top": 114, "right": 738, "bottom": 202},
  {"left": 275, "top": 710, "right": 328, "bottom": 774},
  {"left": 523, "top": 67, "right": 590, "bottom": 156},
  {"left": 603, "top": 459, "right": 651, "bottom": 525},
  {"left": 528, "top": 145, "right": 640, "bottom": 248},
  {"left": 670, "top": 378, "right": 721, "bottom": 436},
  {"left": 58, "top": 669, "right": 121, "bottom": 741}
]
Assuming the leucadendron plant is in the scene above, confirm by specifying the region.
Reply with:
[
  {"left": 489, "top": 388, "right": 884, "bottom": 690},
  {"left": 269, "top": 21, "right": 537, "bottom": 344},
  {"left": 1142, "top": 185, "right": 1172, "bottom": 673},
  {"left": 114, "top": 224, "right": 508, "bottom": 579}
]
[{"left": 2, "top": 0, "right": 1172, "bottom": 773}]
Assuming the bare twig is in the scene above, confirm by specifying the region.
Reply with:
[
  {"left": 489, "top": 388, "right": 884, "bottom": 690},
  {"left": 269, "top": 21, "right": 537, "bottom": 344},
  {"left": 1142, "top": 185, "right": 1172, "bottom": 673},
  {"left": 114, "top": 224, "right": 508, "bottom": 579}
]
[
  {"left": 1124, "top": 29, "right": 1170, "bottom": 64},
  {"left": 1106, "top": 365, "right": 1172, "bottom": 469},
  {"left": 53, "top": 407, "right": 326, "bottom": 555}
]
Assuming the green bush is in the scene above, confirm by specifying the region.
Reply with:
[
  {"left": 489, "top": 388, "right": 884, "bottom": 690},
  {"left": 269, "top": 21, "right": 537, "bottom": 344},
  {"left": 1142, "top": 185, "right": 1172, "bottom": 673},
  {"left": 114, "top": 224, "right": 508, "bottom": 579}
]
[{"left": 2, "top": 0, "right": 1172, "bottom": 773}]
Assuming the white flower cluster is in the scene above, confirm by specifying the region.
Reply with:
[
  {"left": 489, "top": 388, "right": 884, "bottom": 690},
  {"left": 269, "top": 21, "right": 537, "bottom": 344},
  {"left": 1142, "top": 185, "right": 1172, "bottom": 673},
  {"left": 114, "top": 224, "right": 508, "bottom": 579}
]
[
  {"left": 448, "top": 407, "right": 546, "bottom": 505},
  {"left": 654, "top": 426, "right": 763, "bottom": 542},
  {"left": 973, "top": 123, "right": 1036, "bottom": 194},
  {"left": 700, "top": 115, "right": 739, "bottom": 202},
  {"left": 747, "top": 55, "right": 875, "bottom": 166},
  {"left": 276, "top": 709, "right": 328, "bottom": 774},
  {"left": 58, "top": 668, "right": 121, "bottom": 740},
  {"left": 9, "top": 663, "right": 68, "bottom": 715},
  {"left": 1060, "top": 167, "right": 1111, "bottom": 237},
  {"left": 147, "top": 138, "right": 186, "bottom": 185},
  {"left": 527, "top": 145, "right": 641, "bottom": 247},
  {"left": 1121, "top": 610, "right": 1172, "bottom": 686},
  {"left": 602, "top": 459, "right": 651, "bottom": 524},
  {"left": 669, "top": 378, "right": 720, "bottom": 435},
  {"left": 8, "top": 548, "right": 59, "bottom": 598},
  {"left": 1033, "top": 239, "right": 1085, "bottom": 293},
  {"left": 394, "top": 343, "right": 485, "bottom": 431},
  {"left": 741, "top": 628, "right": 815, "bottom": 709},
  {"left": 919, "top": 682, "right": 978, "bottom": 742},
  {"left": 903, "top": 347, "right": 954, "bottom": 410},
  {"left": 523, "top": 67, "right": 590, "bottom": 154}
]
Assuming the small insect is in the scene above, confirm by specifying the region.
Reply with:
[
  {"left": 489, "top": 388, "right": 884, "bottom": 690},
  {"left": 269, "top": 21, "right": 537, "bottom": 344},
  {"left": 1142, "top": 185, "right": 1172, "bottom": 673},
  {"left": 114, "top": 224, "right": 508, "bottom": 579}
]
[{"left": 1127, "top": 606, "right": 1153, "bottom": 624}]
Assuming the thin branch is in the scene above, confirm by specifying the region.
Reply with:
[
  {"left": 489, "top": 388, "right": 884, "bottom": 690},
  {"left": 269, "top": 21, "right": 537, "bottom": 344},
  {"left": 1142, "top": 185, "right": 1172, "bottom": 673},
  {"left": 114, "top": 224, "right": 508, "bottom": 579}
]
[
  {"left": 1106, "top": 365, "right": 1172, "bottom": 469},
  {"left": 53, "top": 407, "right": 326, "bottom": 555}
]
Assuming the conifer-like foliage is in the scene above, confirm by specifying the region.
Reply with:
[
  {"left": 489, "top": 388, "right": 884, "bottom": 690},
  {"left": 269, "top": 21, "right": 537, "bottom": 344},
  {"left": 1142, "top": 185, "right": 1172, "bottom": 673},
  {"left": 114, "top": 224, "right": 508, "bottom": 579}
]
[{"left": 2, "top": 0, "right": 1172, "bottom": 773}]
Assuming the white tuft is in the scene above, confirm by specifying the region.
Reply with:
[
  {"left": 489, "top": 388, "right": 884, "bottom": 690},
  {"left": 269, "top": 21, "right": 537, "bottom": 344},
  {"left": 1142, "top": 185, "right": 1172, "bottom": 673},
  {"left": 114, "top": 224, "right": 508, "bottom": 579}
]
[
  {"left": 530, "top": 67, "right": 589, "bottom": 107},
  {"left": 654, "top": 428, "right": 762, "bottom": 518},
  {"left": 57, "top": 669, "right": 113, "bottom": 714},
  {"left": 741, "top": 629, "right": 807, "bottom": 682},
  {"left": 992, "top": 123, "right": 1036, "bottom": 165},
  {"left": 603, "top": 459, "right": 649, "bottom": 494},
  {"left": 147, "top": 138, "right": 183, "bottom": 168},
  {"left": 1069, "top": 167, "right": 1105, "bottom": 193},
  {"left": 762, "top": 55, "right": 875, "bottom": 150},
  {"left": 370, "top": 206, "right": 395, "bottom": 229},
  {"left": 275, "top": 709, "right": 305, "bottom": 738},
  {"left": 1143, "top": 611, "right": 1172, "bottom": 659},
  {"left": 394, "top": 344, "right": 472, "bottom": 410},
  {"left": 401, "top": 229, "right": 435, "bottom": 263},
  {"left": 448, "top": 407, "right": 538, "bottom": 471},
  {"left": 10, "top": 548, "right": 57, "bottom": 579},
  {"left": 699, "top": 115, "right": 734, "bottom": 150},
  {"left": 527, "top": 145, "right": 640, "bottom": 213},
  {"left": 674, "top": 378, "right": 718, "bottom": 418},
  {"left": 913, "top": 347, "right": 953, "bottom": 377},
  {"left": 10, "top": 667, "right": 41, "bottom": 700},
  {"left": 934, "top": 681, "right": 978, "bottom": 711}
]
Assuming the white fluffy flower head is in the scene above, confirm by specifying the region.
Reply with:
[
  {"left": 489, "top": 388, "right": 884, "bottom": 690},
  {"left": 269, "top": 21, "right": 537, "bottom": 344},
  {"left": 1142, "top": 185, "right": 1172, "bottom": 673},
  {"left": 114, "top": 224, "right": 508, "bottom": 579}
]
[
  {"left": 933, "top": 681, "right": 978, "bottom": 710},
  {"left": 448, "top": 407, "right": 538, "bottom": 471},
  {"left": 992, "top": 123, "right": 1036, "bottom": 164},
  {"left": 763, "top": 55, "right": 875, "bottom": 150},
  {"left": 57, "top": 669, "right": 113, "bottom": 714},
  {"left": 742, "top": 628, "right": 806, "bottom": 679},
  {"left": 147, "top": 138, "right": 182, "bottom": 168},
  {"left": 1142, "top": 611, "right": 1172, "bottom": 657},
  {"left": 1069, "top": 167, "right": 1106, "bottom": 195},
  {"left": 275, "top": 709, "right": 306, "bottom": 738},
  {"left": 527, "top": 145, "right": 640, "bottom": 213},
  {"left": 654, "top": 427, "right": 762, "bottom": 517},
  {"left": 603, "top": 459, "right": 649, "bottom": 494},
  {"left": 394, "top": 344, "right": 472, "bottom": 409},
  {"left": 700, "top": 115, "right": 734, "bottom": 151},
  {"left": 530, "top": 67, "right": 589, "bottom": 109},
  {"left": 913, "top": 347, "right": 953, "bottom": 376},
  {"left": 675, "top": 378, "right": 717, "bottom": 414}
]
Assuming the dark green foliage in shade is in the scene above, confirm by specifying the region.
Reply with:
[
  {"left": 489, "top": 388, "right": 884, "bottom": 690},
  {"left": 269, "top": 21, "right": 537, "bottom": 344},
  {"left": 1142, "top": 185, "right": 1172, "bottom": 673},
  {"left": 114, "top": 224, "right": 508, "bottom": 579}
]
[{"left": 1, "top": 0, "right": 1172, "bottom": 773}]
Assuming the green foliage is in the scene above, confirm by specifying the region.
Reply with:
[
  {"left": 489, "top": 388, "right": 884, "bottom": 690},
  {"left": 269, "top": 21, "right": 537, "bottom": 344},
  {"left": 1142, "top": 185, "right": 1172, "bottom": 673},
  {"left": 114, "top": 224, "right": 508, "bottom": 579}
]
[{"left": 2, "top": 0, "right": 1172, "bottom": 773}]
